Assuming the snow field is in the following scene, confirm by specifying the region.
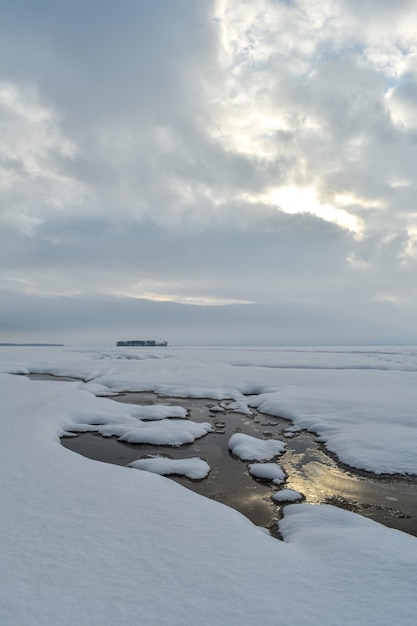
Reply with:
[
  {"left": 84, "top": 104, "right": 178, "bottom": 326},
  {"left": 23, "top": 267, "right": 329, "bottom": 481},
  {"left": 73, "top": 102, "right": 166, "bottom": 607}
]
[
  {"left": 1, "top": 346, "right": 417, "bottom": 624},
  {"left": 3, "top": 344, "right": 417, "bottom": 473}
]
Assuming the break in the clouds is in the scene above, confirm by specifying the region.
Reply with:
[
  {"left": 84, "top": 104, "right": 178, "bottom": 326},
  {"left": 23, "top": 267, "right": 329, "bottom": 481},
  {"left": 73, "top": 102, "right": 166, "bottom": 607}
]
[{"left": 1, "top": 0, "right": 417, "bottom": 344}]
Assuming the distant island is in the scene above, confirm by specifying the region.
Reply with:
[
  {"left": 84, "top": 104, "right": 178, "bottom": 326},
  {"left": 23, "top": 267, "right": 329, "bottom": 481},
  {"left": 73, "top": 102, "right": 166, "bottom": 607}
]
[
  {"left": 116, "top": 340, "right": 168, "bottom": 347},
  {"left": 0, "top": 343, "right": 64, "bottom": 347}
]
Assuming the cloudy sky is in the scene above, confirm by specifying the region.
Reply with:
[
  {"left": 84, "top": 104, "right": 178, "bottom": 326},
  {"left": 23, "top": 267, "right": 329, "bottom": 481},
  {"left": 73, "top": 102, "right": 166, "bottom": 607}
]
[{"left": 1, "top": 0, "right": 417, "bottom": 345}]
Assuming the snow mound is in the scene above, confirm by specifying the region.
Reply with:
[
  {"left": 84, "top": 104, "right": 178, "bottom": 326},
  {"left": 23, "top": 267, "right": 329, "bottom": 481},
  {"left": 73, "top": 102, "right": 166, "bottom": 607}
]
[
  {"left": 130, "top": 456, "right": 210, "bottom": 480},
  {"left": 248, "top": 462, "right": 286, "bottom": 484},
  {"left": 273, "top": 489, "right": 303, "bottom": 502},
  {"left": 229, "top": 433, "right": 286, "bottom": 461},
  {"left": 118, "top": 419, "right": 212, "bottom": 445}
]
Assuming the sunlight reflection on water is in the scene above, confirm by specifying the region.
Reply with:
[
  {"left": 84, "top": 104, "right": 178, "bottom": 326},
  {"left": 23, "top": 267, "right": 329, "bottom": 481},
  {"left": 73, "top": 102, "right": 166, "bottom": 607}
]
[{"left": 57, "top": 387, "right": 417, "bottom": 537}]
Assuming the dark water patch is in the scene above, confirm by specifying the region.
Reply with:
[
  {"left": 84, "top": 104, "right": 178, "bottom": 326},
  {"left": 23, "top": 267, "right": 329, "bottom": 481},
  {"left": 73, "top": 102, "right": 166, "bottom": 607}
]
[
  {"left": 23, "top": 377, "right": 417, "bottom": 536},
  {"left": 61, "top": 391, "right": 417, "bottom": 537},
  {"left": 62, "top": 431, "right": 283, "bottom": 534},
  {"left": 62, "top": 395, "right": 287, "bottom": 534}
]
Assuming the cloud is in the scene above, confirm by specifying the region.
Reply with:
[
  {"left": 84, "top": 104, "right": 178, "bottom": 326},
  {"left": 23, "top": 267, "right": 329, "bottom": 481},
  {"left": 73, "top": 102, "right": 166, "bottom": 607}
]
[
  {"left": 1, "top": 0, "right": 417, "bottom": 344},
  {"left": 2, "top": 287, "right": 415, "bottom": 346}
]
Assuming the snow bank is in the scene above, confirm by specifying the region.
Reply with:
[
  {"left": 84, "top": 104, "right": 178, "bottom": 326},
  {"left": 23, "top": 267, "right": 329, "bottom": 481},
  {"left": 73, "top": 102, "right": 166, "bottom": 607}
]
[
  {"left": 130, "top": 456, "right": 211, "bottom": 479},
  {"left": 229, "top": 433, "right": 286, "bottom": 461},
  {"left": 249, "top": 368, "right": 417, "bottom": 473}
]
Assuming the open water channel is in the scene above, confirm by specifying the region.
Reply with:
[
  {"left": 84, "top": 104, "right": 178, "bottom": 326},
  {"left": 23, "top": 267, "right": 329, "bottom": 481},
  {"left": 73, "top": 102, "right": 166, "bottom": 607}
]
[{"left": 29, "top": 374, "right": 417, "bottom": 538}]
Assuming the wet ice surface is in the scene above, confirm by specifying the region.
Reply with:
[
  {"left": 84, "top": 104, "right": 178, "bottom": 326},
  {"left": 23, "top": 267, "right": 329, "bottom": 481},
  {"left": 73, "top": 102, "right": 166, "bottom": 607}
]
[{"left": 58, "top": 387, "right": 417, "bottom": 537}]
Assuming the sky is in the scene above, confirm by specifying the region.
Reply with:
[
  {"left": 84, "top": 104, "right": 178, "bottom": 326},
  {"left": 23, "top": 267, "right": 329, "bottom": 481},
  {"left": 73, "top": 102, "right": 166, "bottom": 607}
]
[{"left": 1, "top": 0, "right": 417, "bottom": 346}]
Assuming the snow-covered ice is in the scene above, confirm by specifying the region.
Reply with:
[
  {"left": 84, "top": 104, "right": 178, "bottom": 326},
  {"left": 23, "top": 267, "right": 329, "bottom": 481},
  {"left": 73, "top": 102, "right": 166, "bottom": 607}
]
[
  {"left": 113, "top": 419, "right": 212, "bottom": 445},
  {"left": 1, "top": 345, "right": 417, "bottom": 625},
  {"left": 273, "top": 489, "right": 304, "bottom": 502},
  {"left": 229, "top": 432, "right": 286, "bottom": 461},
  {"left": 209, "top": 404, "right": 225, "bottom": 412},
  {"left": 248, "top": 462, "right": 287, "bottom": 484},
  {"left": 221, "top": 399, "right": 253, "bottom": 414},
  {"left": 130, "top": 456, "right": 211, "bottom": 479},
  {"left": 283, "top": 425, "right": 301, "bottom": 438},
  {"left": 120, "top": 403, "right": 188, "bottom": 420},
  {"left": 3, "top": 344, "right": 417, "bottom": 473}
]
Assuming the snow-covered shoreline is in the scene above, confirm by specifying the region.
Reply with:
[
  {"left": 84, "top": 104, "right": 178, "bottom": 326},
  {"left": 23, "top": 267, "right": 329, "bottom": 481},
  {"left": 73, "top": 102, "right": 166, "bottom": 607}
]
[
  {"left": 2, "top": 344, "right": 417, "bottom": 474},
  {"left": 1, "top": 345, "right": 417, "bottom": 624}
]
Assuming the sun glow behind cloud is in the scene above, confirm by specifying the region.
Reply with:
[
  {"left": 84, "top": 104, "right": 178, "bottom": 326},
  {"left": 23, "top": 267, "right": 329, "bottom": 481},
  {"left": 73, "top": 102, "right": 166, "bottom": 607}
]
[
  {"left": 210, "top": 1, "right": 375, "bottom": 238},
  {"left": 268, "top": 186, "right": 364, "bottom": 236},
  {"left": 111, "top": 290, "right": 254, "bottom": 306},
  {"left": 107, "top": 280, "right": 254, "bottom": 306},
  {"left": 238, "top": 185, "right": 364, "bottom": 236}
]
